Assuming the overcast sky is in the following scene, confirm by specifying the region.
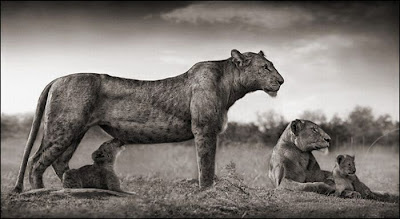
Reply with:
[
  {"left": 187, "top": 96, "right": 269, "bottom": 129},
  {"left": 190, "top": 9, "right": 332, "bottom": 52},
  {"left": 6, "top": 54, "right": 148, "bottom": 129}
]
[{"left": 1, "top": 1, "right": 399, "bottom": 123}]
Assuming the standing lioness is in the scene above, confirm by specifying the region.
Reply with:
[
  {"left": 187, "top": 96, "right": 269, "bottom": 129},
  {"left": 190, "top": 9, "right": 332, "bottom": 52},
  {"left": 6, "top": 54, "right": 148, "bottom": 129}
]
[
  {"left": 14, "top": 49, "right": 284, "bottom": 193},
  {"left": 269, "top": 119, "right": 335, "bottom": 194}
]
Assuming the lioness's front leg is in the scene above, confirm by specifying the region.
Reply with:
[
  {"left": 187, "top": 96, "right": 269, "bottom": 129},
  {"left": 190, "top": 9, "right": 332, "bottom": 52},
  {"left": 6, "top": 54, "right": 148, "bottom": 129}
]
[
  {"left": 193, "top": 130, "right": 217, "bottom": 188},
  {"left": 279, "top": 178, "right": 335, "bottom": 195},
  {"left": 190, "top": 89, "right": 221, "bottom": 188}
]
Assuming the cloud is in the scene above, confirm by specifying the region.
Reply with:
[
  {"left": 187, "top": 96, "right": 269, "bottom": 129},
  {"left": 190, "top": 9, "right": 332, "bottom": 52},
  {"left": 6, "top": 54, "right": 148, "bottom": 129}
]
[
  {"left": 290, "top": 34, "right": 356, "bottom": 56},
  {"left": 161, "top": 2, "right": 315, "bottom": 29}
]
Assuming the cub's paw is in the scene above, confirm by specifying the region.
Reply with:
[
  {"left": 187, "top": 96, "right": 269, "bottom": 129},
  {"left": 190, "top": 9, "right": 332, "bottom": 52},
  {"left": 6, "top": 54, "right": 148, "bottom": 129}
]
[{"left": 345, "top": 191, "right": 362, "bottom": 199}]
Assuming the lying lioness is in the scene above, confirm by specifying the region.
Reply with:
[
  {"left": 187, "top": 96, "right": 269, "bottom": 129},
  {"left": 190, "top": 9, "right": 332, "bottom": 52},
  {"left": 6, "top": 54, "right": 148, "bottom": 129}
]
[{"left": 268, "top": 119, "right": 335, "bottom": 195}]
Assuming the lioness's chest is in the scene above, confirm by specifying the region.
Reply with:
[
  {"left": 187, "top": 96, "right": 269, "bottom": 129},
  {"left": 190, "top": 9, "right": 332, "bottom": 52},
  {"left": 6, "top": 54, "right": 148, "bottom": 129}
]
[{"left": 285, "top": 150, "right": 310, "bottom": 169}]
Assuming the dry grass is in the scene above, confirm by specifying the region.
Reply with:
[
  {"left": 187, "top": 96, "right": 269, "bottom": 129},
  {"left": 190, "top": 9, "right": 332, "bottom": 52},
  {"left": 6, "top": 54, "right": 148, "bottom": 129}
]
[{"left": 1, "top": 134, "right": 399, "bottom": 217}]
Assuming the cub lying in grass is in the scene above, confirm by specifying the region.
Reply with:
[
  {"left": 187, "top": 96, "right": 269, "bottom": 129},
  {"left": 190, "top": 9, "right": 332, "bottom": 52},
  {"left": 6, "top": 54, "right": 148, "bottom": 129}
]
[
  {"left": 333, "top": 154, "right": 388, "bottom": 201},
  {"left": 62, "top": 140, "right": 131, "bottom": 194}
]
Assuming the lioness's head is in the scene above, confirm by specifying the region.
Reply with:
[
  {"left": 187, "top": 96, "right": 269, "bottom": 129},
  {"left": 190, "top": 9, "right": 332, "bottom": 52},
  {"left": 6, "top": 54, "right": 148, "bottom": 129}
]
[
  {"left": 335, "top": 154, "right": 356, "bottom": 175},
  {"left": 92, "top": 145, "right": 126, "bottom": 165},
  {"left": 231, "top": 49, "right": 284, "bottom": 97},
  {"left": 289, "top": 119, "right": 331, "bottom": 152}
]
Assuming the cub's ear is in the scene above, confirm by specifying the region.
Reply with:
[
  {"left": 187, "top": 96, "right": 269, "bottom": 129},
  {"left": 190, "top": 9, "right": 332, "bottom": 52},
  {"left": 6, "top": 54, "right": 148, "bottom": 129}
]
[
  {"left": 336, "top": 155, "right": 344, "bottom": 164},
  {"left": 259, "top": 50, "right": 265, "bottom": 57},
  {"left": 290, "top": 119, "right": 303, "bottom": 136},
  {"left": 350, "top": 154, "right": 355, "bottom": 160},
  {"left": 92, "top": 150, "right": 106, "bottom": 162},
  {"left": 231, "top": 49, "right": 251, "bottom": 67}
]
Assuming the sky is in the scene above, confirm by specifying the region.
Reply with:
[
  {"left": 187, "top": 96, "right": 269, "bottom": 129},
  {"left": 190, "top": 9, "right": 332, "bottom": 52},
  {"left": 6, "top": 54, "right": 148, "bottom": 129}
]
[{"left": 1, "top": 1, "right": 399, "bottom": 124}]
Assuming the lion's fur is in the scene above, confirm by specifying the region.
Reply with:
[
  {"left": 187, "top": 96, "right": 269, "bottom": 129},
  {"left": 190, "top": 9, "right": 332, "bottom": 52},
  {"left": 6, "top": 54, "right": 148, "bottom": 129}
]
[
  {"left": 268, "top": 119, "right": 335, "bottom": 195},
  {"left": 62, "top": 139, "right": 126, "bottom": 192},
  {"left": 13, "top": 49, "right": 284, "bottom": 192}
]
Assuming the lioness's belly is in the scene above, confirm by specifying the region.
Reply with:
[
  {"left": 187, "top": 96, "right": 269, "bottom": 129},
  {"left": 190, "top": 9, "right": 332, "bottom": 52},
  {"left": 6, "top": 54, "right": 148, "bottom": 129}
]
[
  {"left": 95, "top": 76, "right": 194, "bottom": 144},
  {"left": 99, "top": 115, "right": 193, "bottom": 144}
]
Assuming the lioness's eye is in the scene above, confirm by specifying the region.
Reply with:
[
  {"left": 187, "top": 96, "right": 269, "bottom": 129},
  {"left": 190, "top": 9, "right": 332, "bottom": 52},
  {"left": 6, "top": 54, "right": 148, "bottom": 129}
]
[
  {"left": 264, "top": 65, "right": 271, "bottom": 71},
  {"left": 312, "top": 128, "right": 317, "bottom": 132}
]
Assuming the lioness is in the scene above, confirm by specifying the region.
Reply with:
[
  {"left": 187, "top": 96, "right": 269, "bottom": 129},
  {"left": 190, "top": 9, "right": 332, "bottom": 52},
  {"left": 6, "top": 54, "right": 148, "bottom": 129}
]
[
  {"left": 333, "top": 154, "right": 388, "bottom": 200},
  {"left": 13, "top": 49, "right": 284, "bottom": 193},
  {"left": 62, "top": 139, "right": 130, "bottom": 194},
  {"left": 268, "top": 119, "right": 335, "bottom": 194}
]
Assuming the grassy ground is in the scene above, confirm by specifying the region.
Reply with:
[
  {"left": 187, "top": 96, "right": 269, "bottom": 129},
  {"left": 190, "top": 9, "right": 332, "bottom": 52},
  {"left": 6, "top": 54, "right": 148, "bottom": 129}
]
[{"left": 1, "top": 134, "right": 399, "bottom": 218}]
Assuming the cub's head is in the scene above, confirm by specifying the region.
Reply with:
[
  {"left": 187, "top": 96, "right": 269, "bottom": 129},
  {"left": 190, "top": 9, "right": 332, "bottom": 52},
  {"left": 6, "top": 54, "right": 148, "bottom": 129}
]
[
  {"left": 92, "top": 145, "right": 125, "bottom": 165},
  {"left": 231, "top": 49, "right": 284, "bottom": 97},
  {"left": 289, "top": 119, "right": 331, "bottom": 152},
  {"left": 335, "top": 154, "right": 356, "bottom": 175}
]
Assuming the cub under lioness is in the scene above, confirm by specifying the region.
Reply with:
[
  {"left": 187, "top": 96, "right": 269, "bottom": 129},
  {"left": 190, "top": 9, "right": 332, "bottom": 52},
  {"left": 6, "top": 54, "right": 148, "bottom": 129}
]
[{"left": 62, "top": 140, "right": 128, "bottom": 193}]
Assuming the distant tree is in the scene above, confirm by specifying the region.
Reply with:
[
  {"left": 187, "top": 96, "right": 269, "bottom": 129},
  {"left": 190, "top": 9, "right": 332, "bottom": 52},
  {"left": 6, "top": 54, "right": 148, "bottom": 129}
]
[
  {"left": 347, "top": 106, "right": 382, "bottom": 146},
  {"left": 256, "top": 110, "right": 288, "bottom": 146},
  {"left": 219, "top": 122, "right": 263, "bottom": 145},
  {"left": 373, "top": 115, "right": 399, "bottom": 146},
  {"left": 298, "top": 109, "right": 327, "bottom": 125},
  {"left": 321, "top": 114, "right": 351, "bottom": 150},
  {"left": 1, "top": 113, "right": 19, "bottom": 138},
  {"left": 376, "top": 114, "right": 394, "bottom": 131}
]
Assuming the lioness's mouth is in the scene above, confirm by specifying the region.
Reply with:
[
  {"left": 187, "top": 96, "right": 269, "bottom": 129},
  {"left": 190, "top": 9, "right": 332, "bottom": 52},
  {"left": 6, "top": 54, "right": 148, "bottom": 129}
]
[
  {"left": 263, "top": 86, "right": 280, "bottom": 97},
  {"left": 265, "top": 90, "right": 278, "bottom": 97},
  {"left": 314, "top": 143, "right": 329, "bottom": 151}
]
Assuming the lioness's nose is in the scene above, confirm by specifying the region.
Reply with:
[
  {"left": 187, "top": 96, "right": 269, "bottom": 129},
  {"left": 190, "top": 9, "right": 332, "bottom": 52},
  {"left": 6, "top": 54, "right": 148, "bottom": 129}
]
[
  {"left": 324, "top": 137, "right": 331, "bottom": 143},
  {"left": 278, "top": 76, "right": 284, "bottom": 85}
]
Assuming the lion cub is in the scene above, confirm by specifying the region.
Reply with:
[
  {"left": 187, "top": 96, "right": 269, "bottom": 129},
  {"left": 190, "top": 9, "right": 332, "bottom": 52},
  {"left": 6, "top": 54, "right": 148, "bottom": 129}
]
[
  {"left": 333, "top": 154, "right": 375, "bottom": 199},
  {"left": 62, "top": 142, "right": 126, "bottom": 192}
]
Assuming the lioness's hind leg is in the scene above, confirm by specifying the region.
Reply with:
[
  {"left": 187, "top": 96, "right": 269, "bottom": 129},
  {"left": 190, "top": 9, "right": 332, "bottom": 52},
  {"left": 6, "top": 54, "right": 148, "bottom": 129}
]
[
  {"left": 28, "top": 138, "right": 54, "bottom": 189},
  {"left": 28, "top": 138, "right": 50, "bottom": 188},
  {"left": 30, "top": 142, "right": 70, "bottom": 189},
  {"left": 52, "top": 133, "right": 86, "bottom": 180},
  {"left": 30, "top": 132, "right": 86, "bottom": 189}
]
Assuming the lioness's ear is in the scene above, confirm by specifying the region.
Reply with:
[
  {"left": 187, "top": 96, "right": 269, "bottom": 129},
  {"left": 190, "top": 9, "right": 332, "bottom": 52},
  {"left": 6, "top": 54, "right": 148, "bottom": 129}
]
[
  {"left": 259, "top": 50, "right": 265, "bottom": 57},
  {"left": 231, "top": 49, "right": 251, "bottom": 67},
  {"left": 336, "top": 155, "right": 344, "bottom": 164},
  {"left": 290, "top": 119, "right": 303, "bottom": 136}
]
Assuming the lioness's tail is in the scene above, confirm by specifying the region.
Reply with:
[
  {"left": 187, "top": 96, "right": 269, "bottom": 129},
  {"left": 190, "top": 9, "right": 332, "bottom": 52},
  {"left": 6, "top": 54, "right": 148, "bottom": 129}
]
[{"left": 12, "top": 80, "right": 55, "bottom": 193}]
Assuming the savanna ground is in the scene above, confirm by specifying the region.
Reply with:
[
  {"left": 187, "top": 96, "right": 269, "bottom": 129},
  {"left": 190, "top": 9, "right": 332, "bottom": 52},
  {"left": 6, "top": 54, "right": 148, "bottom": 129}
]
[{"left": 1, "top": 130, "right": 399, "bottom": 218}]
